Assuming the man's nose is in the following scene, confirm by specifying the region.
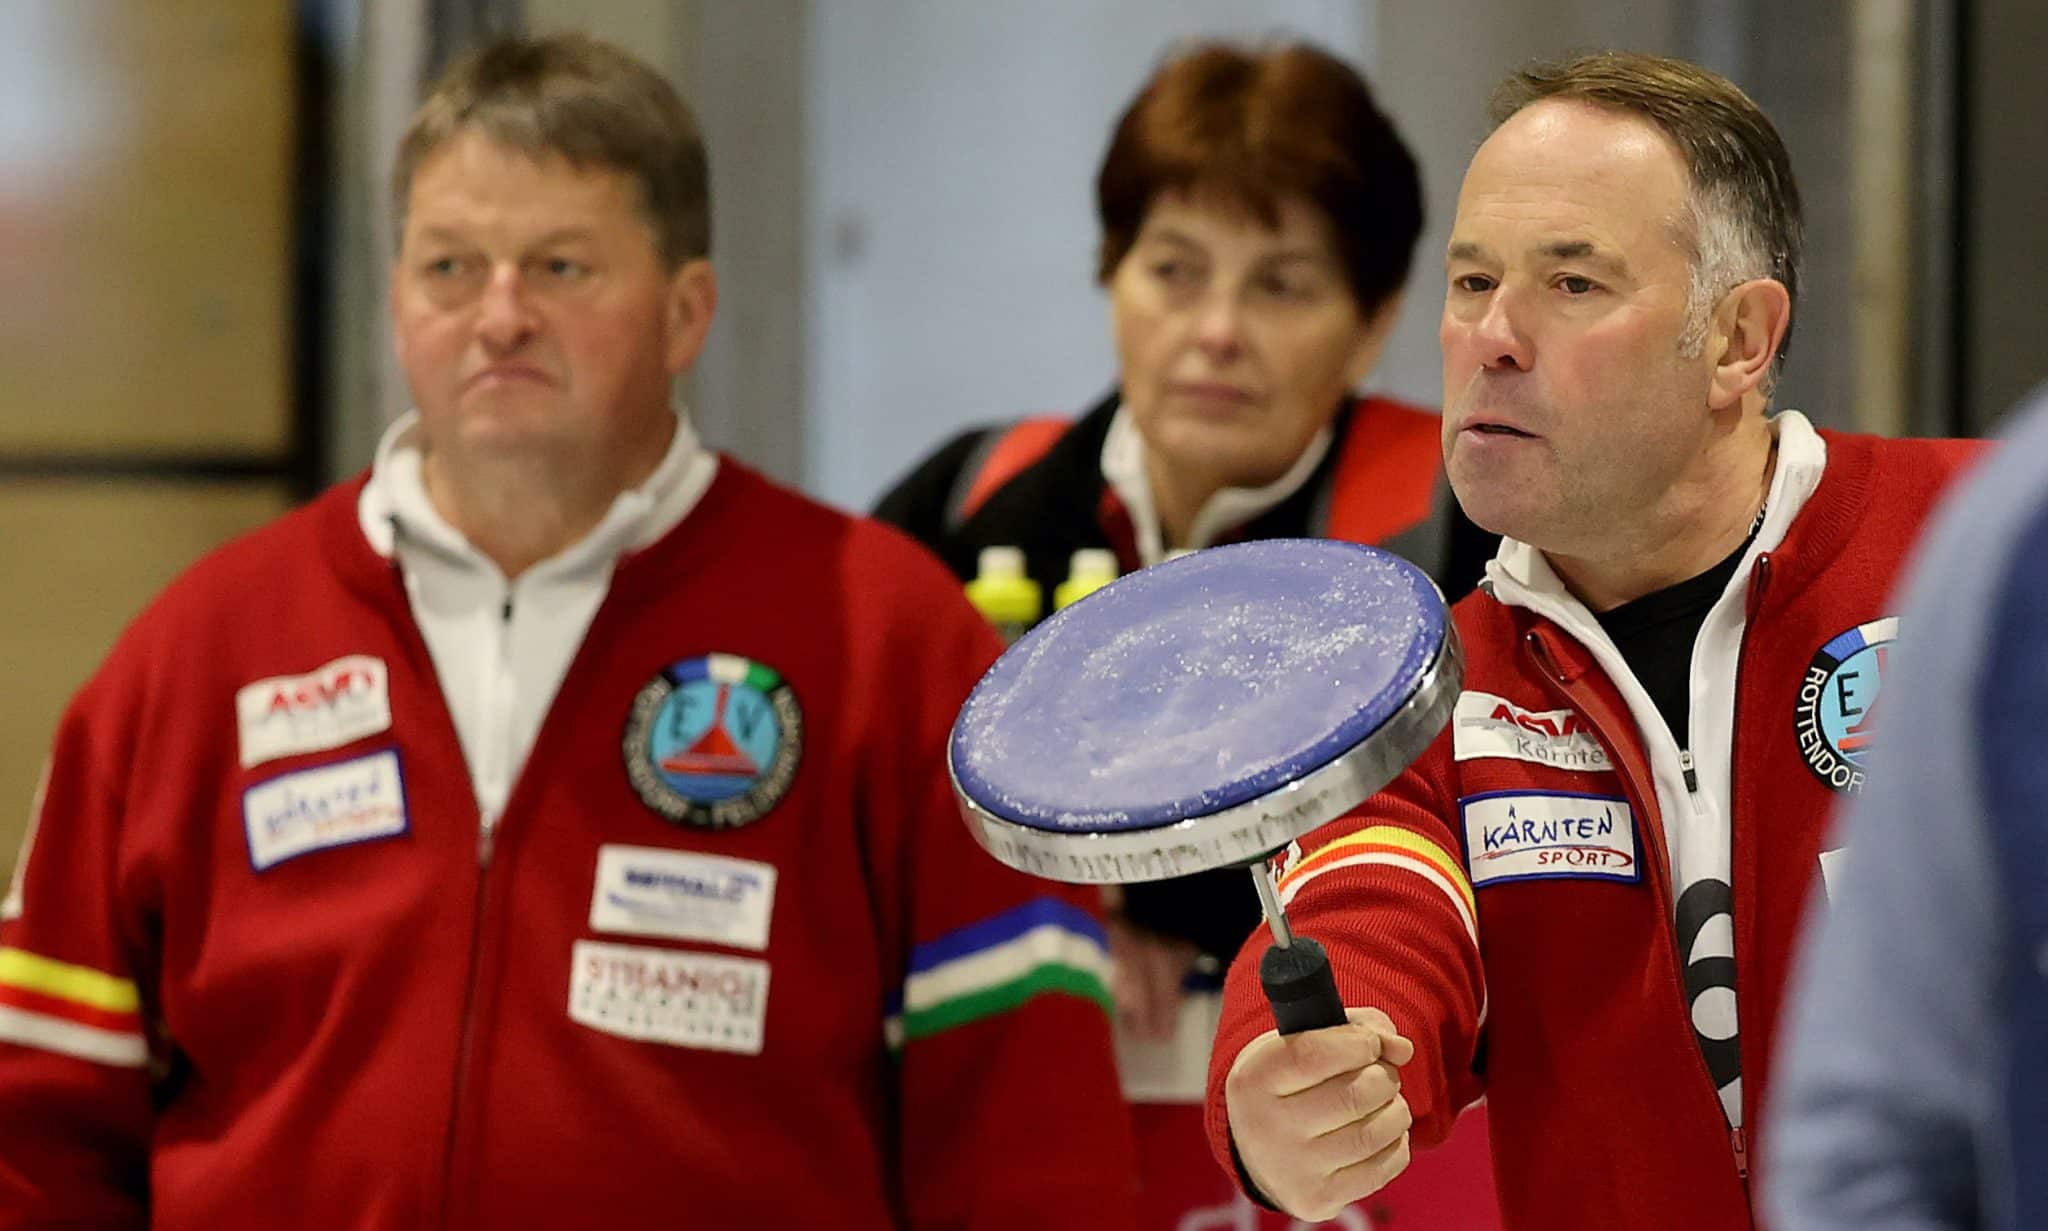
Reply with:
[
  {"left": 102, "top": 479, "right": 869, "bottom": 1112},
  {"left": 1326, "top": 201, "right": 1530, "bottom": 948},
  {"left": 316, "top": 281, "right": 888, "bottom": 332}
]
[
  {"left": 1468, "top": 288, "right": 1531, "bottom": 372},
  {"left": 475, "top": 264, "right": 538, "bottom": 350}
]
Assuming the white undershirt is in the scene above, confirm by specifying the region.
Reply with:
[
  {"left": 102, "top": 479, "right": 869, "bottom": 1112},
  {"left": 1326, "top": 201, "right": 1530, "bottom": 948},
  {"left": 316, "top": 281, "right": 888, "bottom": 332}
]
[
  {"left": 356, "top": 409, "right": 718, "bottom": 829},
  {"left": 1098, "top": 406, "right": 1334, "bottom": 566},
  {"left": 1482, "top": 409, "right": 1829, "bottom": 1127}
]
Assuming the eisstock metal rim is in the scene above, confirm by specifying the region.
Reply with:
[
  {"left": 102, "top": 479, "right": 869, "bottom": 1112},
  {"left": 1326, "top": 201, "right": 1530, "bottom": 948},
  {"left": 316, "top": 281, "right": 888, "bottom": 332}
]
[{"left": 952, "top": 624, "right": 1463, "bottom": 885}]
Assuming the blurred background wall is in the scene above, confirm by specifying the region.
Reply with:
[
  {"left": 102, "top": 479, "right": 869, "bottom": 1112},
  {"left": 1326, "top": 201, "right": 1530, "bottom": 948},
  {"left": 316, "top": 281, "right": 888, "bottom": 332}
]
[
  {"left": 0, "top": 3, "right": 305, "bottom": 886},
  {"left": 2, "top": 0, "right": 2042, "bottom": 881}
]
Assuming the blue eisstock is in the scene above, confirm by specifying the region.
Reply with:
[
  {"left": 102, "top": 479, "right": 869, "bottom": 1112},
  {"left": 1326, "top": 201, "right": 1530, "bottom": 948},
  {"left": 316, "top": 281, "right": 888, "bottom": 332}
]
[{"left": 950, "top": 540, "right": 1443, "bottom": 834}]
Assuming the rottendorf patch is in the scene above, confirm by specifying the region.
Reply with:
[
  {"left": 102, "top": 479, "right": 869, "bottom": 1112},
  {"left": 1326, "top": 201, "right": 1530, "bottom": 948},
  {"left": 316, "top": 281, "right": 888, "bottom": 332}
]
[
  {"left": 624, "top": 654, "right": 802, "bottom": 829},
  {"left": 1794, "top": 617, "right": 1898, "bottom": 794}
]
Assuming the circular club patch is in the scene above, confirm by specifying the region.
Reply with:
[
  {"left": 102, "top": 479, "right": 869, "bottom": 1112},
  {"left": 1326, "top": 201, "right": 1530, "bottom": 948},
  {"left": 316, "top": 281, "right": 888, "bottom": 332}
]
[
  {"left": 1793, "top": 616, "right": 1897, "bottom": 794},
  {"left": 624, "top": 654, "right": 802, "bottom": 828}
]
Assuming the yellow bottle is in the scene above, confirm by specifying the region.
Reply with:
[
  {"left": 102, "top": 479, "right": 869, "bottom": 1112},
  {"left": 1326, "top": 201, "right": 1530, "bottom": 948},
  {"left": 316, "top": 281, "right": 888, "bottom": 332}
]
[
  {"left": 965, "top": 546, "right": 1042, "bottom": 644},
  {"left": 1054, "top": 548, "right": 1119, "bottom": 610}
]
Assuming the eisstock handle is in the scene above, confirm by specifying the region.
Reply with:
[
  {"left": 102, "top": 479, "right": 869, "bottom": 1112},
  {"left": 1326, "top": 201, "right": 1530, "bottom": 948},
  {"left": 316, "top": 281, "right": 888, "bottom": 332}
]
[{"left": 1258, "top": 936, "right": 1347, "bottom": 1035}]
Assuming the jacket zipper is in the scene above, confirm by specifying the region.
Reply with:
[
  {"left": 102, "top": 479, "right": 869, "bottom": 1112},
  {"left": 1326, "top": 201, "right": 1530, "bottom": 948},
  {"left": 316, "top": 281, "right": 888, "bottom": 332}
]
[
  {"left": 437, "top": 855, "right": 493, "bottom": 1224},
  {"left": 1724, "top": 553, "right": 1772, "bottom": 1196},
  {"left": 439, "top": 591, "right": 518, "bottom": 1220},
  {"left": 383, "top": 533, "right": 509, "bottom": 1222},
  {"left": 475, "top": 593, "right": 516, "bottom": 864},
  {"left": 1524, "top": 627, "right": 1754, "bottom": 1205},
  {"left": 1676, "top": 743, "right": 1748, "bottom": 1191}
]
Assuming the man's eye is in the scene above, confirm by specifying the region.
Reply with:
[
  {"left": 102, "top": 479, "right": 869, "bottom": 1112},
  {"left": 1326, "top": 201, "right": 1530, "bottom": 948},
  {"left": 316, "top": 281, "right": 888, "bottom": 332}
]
[
  {"left": 543, "top": 258, "right": 590, "bottom": 280},
  {"left": 1452, "top": 274, "right": 1494, "bottom": 293},
  {"left": 1558, "top": 275, "right": 1597, "bottom": 295}
]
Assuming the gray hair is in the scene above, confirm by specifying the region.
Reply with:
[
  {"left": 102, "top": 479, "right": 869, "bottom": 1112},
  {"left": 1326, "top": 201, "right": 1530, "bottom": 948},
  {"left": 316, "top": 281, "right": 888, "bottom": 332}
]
[{"left": 1490, "top": 51, "right": 1802, "bottom": 393}]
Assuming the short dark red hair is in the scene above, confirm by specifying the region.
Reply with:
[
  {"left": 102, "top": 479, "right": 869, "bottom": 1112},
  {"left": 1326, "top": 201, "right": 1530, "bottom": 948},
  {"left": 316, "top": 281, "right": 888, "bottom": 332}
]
[{"left": 1095, "top": 41, "right": 1422, "bottom": 315}]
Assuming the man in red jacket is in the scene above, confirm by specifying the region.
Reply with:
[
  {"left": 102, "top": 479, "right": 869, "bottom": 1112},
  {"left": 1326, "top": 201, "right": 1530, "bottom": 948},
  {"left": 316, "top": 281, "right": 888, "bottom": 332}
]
[
  {"left": 0, "top": 33, "right": 1135, "bottom": 1230},
  {"left": 1207, "top": 50, "right": 1983, "bottom": 1229}
]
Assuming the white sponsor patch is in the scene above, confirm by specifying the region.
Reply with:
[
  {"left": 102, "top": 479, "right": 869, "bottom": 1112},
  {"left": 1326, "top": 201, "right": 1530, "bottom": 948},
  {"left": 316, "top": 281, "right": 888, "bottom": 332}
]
[
  {"left": 588, "top": 846, "right": 776, "bottom": 950},
  {"left": 236, "top": 655, "right": 392, "bottom": 769},
  {"left": 569, "top": 940, "right": 768, "bottom": 1055},
  {"left": 1461, "top": 791, "right": 1639, "bottom": 886},
  {"left": 243, "top": 750, "right": 408, "bottom": 872},
  {"left": 1453, "top": 691, "right": 1612, "bottom": 772}
]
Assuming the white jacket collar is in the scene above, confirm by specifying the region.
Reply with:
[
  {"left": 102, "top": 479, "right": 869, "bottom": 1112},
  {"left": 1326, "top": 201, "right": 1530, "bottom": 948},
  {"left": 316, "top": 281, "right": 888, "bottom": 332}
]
[
  {"left": 1484, "top": 409, "right": 1828, "bottom": 615},
  {"left": 356, "top": 406, "right": 719, "bottom": 578},
  {"left": 1099, "top": 403, "right": 1336, "bottom": 567}
]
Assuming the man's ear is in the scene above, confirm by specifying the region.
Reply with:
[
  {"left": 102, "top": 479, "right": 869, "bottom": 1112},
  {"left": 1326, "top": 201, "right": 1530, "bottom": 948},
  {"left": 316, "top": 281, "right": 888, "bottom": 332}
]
[
  {"left": 664, "top": 258, "right": 719, "bottom": 376},
  {"left": 1706, "top": 278, "right": 1791, "bottom": 410}
]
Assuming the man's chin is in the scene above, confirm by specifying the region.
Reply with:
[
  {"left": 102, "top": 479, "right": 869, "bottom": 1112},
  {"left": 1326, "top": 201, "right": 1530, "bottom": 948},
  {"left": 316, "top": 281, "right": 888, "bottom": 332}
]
[
  {"left": 1446, "top": 479, "right": 1543, "bottom": 543},
  {"left": 422, "top": 413, "right": 574, "bottom": 463}
]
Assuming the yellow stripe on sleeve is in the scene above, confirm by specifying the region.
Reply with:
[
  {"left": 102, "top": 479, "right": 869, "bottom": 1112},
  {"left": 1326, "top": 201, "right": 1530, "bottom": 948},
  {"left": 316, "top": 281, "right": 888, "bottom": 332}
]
[
  {"left": 1282, "top": 826, "right": 1476, "bottom": 919},
  {"left": 0, "top": 947, "right": 140, "bottom": 1014}
]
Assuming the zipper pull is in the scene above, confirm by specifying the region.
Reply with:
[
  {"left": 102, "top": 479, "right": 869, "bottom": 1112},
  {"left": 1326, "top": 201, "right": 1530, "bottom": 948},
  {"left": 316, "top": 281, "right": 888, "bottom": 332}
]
[
  {"left": 1730, "top": 1126, "right": 1750, "bottom": 1182},
  {"left": 1745, "top": 554, "right": 1773, "bottom": 621},
  {"left": 1524, "top": 629, "right": 1570, "bottom": 684},
  {"left": 1680, "top": 749, "right": 1699, "bottom": 793}
]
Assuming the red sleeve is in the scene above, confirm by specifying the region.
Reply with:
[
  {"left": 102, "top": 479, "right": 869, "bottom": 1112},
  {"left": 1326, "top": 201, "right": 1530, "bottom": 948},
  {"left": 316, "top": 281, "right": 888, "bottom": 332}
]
[
  {"left": 0, "top": 658, "right": 159, "bottom": 1228},
  {"left": 852, "top": 525, "right": 1139, "bottom": 1230},
  {"left": 1203, "top": 736, "right": 1486, "bottom": 1189}
]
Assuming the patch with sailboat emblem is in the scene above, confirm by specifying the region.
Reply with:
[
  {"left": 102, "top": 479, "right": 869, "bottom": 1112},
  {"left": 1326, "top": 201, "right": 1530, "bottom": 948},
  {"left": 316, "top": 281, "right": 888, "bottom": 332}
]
[{"left": 624, "top": 654, "right": 802, "bottom": 829}]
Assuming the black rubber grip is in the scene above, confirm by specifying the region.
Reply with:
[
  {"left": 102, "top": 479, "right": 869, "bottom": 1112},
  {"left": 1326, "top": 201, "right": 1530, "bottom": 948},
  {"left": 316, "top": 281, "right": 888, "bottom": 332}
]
[{"left": 1259, "top": 936, "right": 1347, "bottom": 1035}]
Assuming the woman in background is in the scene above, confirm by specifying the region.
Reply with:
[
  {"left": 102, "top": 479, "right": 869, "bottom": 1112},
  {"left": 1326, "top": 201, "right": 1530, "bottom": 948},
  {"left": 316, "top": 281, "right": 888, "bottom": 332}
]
[{"left": 875, "top": 39, "right": 1499, "bottom": 1228}]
